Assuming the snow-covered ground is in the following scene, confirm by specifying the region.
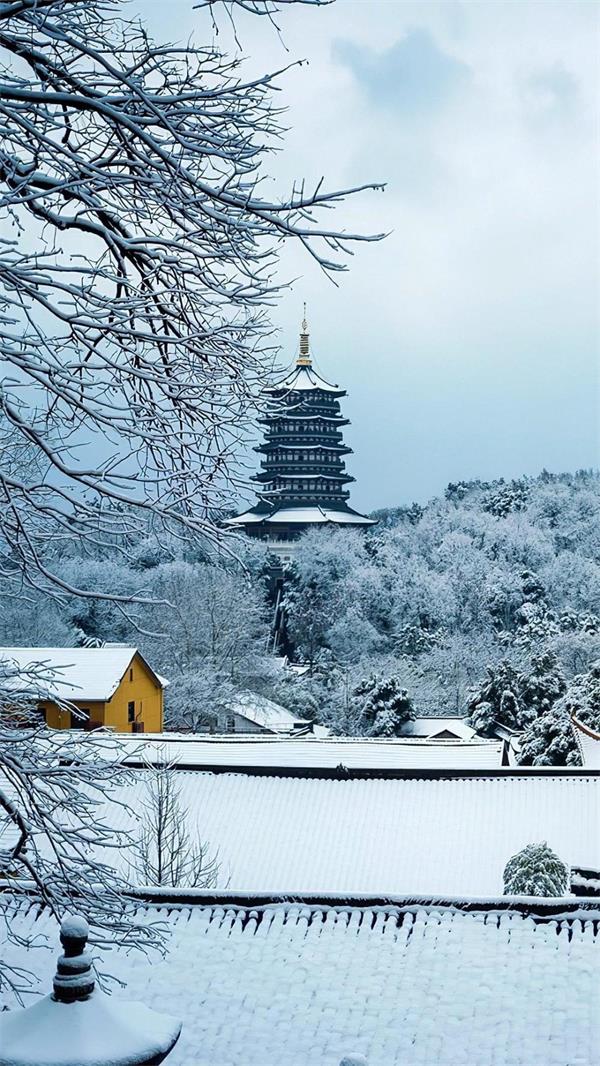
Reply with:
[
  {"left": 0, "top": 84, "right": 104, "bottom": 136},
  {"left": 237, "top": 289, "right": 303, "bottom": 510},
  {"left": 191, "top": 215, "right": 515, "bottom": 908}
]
[
  {"left": 94, "top": 771, "right": 599, "bottom": 896},
  {"left": 2, "top": 899, "right": 598, "bottom": 1066}
]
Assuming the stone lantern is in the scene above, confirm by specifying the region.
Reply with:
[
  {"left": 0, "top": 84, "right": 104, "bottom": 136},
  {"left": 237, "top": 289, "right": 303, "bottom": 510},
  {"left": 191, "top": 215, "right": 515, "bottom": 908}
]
[{"left": 0, "top": 915, "right": 182, "bottom": 1066}]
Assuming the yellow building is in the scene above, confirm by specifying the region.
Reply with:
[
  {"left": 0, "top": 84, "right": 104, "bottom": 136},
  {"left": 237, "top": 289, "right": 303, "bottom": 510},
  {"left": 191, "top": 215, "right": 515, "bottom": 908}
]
[{"left": 0, "top": 646, "right": 165, "bottom": 733}]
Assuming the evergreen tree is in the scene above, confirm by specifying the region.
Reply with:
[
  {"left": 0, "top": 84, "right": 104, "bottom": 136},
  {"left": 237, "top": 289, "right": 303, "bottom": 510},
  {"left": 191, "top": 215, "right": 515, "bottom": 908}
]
[
  {"left": 518, "top": 651, "right": 566, "bottom": 723},
  {"left": 503, "top": 842, "right": 568, "bottom": 896},
  {"left": 519, "top": 659, "right": 600, "bottom": 766},
  {"left": 468, "top": 660, "right": 522, "bottom": 735},
  {"left": 351, "top": 675, "right": 415, "bottom": 737}
]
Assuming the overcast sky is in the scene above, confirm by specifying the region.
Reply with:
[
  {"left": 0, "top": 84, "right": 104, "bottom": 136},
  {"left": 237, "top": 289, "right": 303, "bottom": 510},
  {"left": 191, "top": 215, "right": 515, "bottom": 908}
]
[{"left": 147, "top": 1, "right": 599, "bottom": 512}]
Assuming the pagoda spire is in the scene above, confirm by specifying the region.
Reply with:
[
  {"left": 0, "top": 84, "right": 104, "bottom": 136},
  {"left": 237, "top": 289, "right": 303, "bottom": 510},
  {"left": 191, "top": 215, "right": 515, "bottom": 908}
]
[{"left": 297, "top": 303, "right": 311, "bottom": 366}]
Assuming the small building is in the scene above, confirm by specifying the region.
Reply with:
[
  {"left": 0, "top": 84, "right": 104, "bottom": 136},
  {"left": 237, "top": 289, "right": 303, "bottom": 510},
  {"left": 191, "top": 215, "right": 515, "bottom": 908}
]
[
  {"left": 221, "top": 690, "right": 310, "bottom": 735},
  {"left": 398, "top": 716, "right": 476, "bottom": 741},
  {"left": 0, "top": 646, "right": 165, "bottom": 733}
]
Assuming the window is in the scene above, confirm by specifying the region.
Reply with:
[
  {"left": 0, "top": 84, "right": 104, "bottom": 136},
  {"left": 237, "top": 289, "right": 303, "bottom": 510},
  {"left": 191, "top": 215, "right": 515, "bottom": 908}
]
[
  {"left": 127, "top": 701, "right": 135, "bottom": 723},
  {"left": 225, "top": 715, "right": 236, "bottom": 732},
  {"left": 129, "top": 668, "right": 133, "bottom": 682}
]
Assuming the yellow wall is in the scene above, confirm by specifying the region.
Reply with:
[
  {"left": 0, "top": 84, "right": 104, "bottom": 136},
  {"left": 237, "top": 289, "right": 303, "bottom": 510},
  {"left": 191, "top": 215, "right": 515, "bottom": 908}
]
[
  {"left": 106, "top": 652, "right": 163, "bottom": 733},
  {"left": 43, "top": 653, "right": 163, "bottom": 733},
  {"left": 45, "top": 701, "right": 106, "bottom": 729}
]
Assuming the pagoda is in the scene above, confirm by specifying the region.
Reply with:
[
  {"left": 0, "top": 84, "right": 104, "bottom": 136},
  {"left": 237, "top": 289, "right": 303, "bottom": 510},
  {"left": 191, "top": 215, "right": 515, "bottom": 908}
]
[{"left": 227, "top": 309, "right": 374, "bottom": 548}]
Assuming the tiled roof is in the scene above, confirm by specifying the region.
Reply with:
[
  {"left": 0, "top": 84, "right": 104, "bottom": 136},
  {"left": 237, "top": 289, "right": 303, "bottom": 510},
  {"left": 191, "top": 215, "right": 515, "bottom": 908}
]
[
  {"left": 112, "top": 735, "right": 505, "bottom": 770},
  {"left": 0, "top": 646, "right": 162, "bottom": 701},
  {"left": 399, "top": 717, "right": 476, "bottom": 740},
  {"left": 2, "top": 899, "right": 598, "bottom": 1066},
  {"left": 98, "top": 772, "right": 598, "bottom": 895},
  {"left": 572, "top": 715, "right": 600, "bottom": 768},
  {"left": 269, "top": 361, "right": 343, "bottom": 393},
  {"left": 226, "top": 505, "right": 375, "bottom": 526}
]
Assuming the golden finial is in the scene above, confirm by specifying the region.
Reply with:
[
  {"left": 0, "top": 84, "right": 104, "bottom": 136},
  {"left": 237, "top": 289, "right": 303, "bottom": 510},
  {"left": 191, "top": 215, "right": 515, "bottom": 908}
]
[{"left": 297, "top": 302, "right": 311, "bottom": 365}]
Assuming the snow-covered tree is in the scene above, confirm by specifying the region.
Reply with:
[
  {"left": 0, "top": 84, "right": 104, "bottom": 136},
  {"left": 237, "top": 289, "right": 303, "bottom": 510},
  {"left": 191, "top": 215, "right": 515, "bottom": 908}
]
[
  {"left": 0, "top": 0, "right": 381, "bottom": 597},
  {"left": 468, "top": 659, "right": 522, "bottom": 735},
  {"left": 503, "top": 842, "right": 568, "bottom": 897},
  {"left": 0, "top": 0, "right": 379, "bottom": 995},
  {"left": 0, "top": 721, "right": 163, "bottom": 998},
  {"left": 483, "top": 479, "right": 529, "bottom": 518},
  {"left": 138, "top": 561, "right": 270, "bottom": 681},
  {"left": 517, "top": 706, "right": 580, "bottom": 767},
  {"left": 351, "top": 675, "right": 415, "bottom": 737},
  {"left": 519, "top": 659, "right": 600, "bottom": 766},
  {"left": 164, "top": 671, "right": 238, "bottom": 732},
  {"left": 519, "top": 650, "right": 566, "bottom": 723}
]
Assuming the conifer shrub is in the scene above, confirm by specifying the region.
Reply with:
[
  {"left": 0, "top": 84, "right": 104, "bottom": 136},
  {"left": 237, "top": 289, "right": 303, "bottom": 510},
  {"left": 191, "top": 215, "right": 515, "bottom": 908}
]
[{"left": 503, "top": 842, "right": 568, "bottom": 897}]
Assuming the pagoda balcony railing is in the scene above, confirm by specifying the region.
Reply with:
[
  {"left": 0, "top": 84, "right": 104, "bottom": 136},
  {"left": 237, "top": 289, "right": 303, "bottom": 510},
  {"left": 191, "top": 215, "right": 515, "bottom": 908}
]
[
  {"left": 258, "top": 465, "right": 348, "bottom": 476},
  {"left": 255, "top": 469, "right": 354, "bottom": 481},
  {"left": 262, "top": 494, "right": 353, "bottom": 503},
  {"left": 258, "top": 469, "right": 350, "bottom": 479},
  {"left": 262, "top": 432, "right": 346, "bottom": 445},
  {"left": 257, "top": 486, "right": 351, "bottom": 496},
  {"left": 258, "top": 416, "right": 349, "bottom": 428}
]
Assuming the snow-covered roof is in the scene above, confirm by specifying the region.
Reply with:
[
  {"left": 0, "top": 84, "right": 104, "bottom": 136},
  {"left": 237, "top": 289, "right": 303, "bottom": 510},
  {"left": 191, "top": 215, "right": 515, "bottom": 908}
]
[
  {"left": 267, "top": 361, "right": 343, "bottom": 394},
  {"left": 113, "top": 735, "right": 505, "bottom": 770},
  {"left": 399, "top": 717, "right": 476, "bottom": 741},
  {"left": 571, "top": 715, "right": 600, "bottom": 769},
  {"left": 226, "top": 505, "right": 375, "bottom": 527},
  {"left": 0, "top": 647, "right": 162, "bottom": 702},
  {"left": 95, "top": 770, "right": 598, "bottom": 896},
  {"left": 229, "top": 691, "right": 308, "bottom": 732},
  {"left": 3, "top": 899, "right": 598, "bottom": 1066}
]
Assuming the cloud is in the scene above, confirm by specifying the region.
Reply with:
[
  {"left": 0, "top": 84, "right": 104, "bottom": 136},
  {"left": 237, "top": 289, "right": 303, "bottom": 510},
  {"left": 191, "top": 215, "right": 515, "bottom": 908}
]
[
  {"left": 521, "top": 65, "right": 578, "bottom": 123},
  {"left": 140, "top": 2, "right": 599, "bottom": 509},
  {"left": 332, "top": 28, "right": 470, "bottom": 115}
]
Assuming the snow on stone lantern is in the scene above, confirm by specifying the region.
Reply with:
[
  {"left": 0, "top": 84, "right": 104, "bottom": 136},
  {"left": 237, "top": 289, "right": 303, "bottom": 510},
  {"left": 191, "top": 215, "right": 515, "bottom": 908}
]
[{"left": 0, "top": 915, "right": 182, "bottom": 1066}]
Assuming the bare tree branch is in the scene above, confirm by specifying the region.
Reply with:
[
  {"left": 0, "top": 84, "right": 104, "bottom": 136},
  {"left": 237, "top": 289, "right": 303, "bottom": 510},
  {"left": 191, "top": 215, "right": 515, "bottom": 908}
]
[{"left": 0, "top": 0, "right": 384, "bottom": 600}]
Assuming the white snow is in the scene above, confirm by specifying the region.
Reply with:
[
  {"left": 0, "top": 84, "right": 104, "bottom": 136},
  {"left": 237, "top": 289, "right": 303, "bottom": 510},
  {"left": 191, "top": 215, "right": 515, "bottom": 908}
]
[
  {"left": 268, "top": 362, "right": 342, "bottom": 393},
  {"left": 398, "top": 717, "right": 476, "bottom": 740},
  {"left": 0, "top": 647, "right": 161, "bottom": 702},
  {"left": 94, "top": 771, "right": 599, "bottom": 896},
  {"left": 60, "top": 915, "right": 89, "bottom": 939},
  {"left": 0, "top": 989, "right": 181, "bottom": 1066},
  {"left": 109, "top": 735, "right": 505, "bottom": 769},
  {"left": 2, "top": 900, "right": 598, "bottom": 1066},
  {"left": 226, "top": 506, "right": 374, "bottom": 526}
]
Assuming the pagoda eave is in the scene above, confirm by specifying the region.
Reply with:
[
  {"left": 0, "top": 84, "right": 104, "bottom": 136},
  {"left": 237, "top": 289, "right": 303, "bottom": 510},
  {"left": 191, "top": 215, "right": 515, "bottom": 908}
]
[{"left": 255, "top": 443, "right": 352, "bottom": 455}]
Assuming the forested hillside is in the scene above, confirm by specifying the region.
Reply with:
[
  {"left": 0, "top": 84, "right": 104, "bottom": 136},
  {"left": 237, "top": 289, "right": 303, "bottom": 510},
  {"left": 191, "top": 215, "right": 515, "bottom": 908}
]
[
  {"left": 279, "top": 470, "right": 600, "bottom": 761},
  {"left": 2, "top": 470, "right": 599, "bottom": 762}
]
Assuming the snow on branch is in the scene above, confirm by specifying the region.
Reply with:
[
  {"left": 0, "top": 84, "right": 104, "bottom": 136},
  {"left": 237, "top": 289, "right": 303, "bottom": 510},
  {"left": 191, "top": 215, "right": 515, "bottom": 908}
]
[
  {"left": 0, "top": 0, "right": 384, "bottom": 596},
  {"left": 0, "top": 721, "right": 166, "bottom": 1000}
]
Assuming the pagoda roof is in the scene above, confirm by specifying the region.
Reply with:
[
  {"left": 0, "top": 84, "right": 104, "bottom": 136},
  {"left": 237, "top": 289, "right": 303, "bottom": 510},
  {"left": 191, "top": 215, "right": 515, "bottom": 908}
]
[
  {"left": 226, "top": 505, "right": 375, "bottom": 527},
  {"left": 254, "top": 473, "right": 354, "bottom": 483},
  {"left": 260, "top": 411, "right": 348, "bottom": 422},
  {"left": 256, "top": 443, "right": 351, "bottom": 454},
  {"left": 266, "top": 362, "right": 345, "bottom": 396}
]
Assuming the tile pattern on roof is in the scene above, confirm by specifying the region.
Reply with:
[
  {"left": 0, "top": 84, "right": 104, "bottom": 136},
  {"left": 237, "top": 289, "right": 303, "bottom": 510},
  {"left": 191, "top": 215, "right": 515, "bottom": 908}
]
[
  {"left": 113, "top": 735, "right": 505, "bottom": 769},
  {"left": 97, "top": 773, "right": 599, "bottom": 895},
  {"left": 2, "top": 901, "right": 598, "bottom": 1066}
]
